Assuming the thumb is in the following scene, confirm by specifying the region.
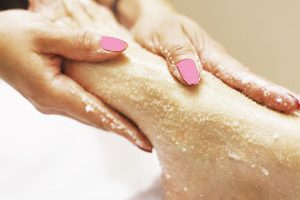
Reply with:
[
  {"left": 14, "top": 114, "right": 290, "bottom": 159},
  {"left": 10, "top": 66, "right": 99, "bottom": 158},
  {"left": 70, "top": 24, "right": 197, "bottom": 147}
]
[
  {"left": 37, "top": 28, "right": 128, "bottom": 62},
  {"left": 145, "top": 33, "right": 202, "bottom": 86}
]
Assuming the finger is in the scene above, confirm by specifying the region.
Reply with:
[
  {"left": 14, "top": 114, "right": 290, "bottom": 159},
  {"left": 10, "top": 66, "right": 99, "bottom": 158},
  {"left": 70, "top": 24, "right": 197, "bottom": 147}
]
[
  {"left": 79, "top": 0, "right": 114, "bottom": 22},
  {"left": 155, "top": 33, "right": 202, "bottom": 86},
  {"left": 136, "top": 31, "right": 201, "bottom": 86},
  {"left": 36, "top": 28, "right": 128, "bottom": 62},
  {"left": 199, "top": 39, "right": 300, "bottom": 113},
  {"left": 41, "top": 74, "right": 152, "bottom": 152},
  {"left": 62, "top": 0, "right": 91, "bottom": 26},
  {"left": 184, "top": 20, "right": 300, "bottom": 114}
]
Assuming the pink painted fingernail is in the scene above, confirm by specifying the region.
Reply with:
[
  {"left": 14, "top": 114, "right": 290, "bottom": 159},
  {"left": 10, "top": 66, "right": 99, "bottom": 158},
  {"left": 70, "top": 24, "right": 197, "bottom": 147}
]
[
  {"left": 100, "top": 36, "right": 128, "bottom": 52},
  {"left": 176, "top": 59, "right": 200, "bottom": 85},
  {"left": 296, "top": 97, "right": 300, "bottom": 110},
  {"left": 288, "top": 94, "right": 300, "bottom": 110}
]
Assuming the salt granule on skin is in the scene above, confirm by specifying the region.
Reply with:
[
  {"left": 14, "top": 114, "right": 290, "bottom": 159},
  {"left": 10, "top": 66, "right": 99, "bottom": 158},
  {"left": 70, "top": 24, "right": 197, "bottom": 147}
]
[
  {"left": 85, "top": 105, "right": 94, "bottom": 113},
  {"left": 260, "top": 166, "right": 269, "bottom": 176},
  {"left": 276, "top": 97, "right": 283, "bottom": 104},
  {"left": 228, "top": 151, "right": 243, "bottom": 161}
]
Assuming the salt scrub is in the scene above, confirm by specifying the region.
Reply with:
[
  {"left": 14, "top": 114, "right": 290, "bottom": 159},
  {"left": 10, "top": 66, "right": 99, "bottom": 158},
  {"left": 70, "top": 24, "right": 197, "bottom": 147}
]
[
  {"left": 183, "top": 187, "right": 188, "bottom": 192},
  {"left": 49, "top": 0, "right": 300, "bottom": 197},
  {"left": 85, "top": 105, "right": 94, "bottom": 113},
  {"left": 263, "top": 90, "right": 271, "bottom": 97},
  {"left": 276, "top": 97, "right": 283, "bottom": 103},
  {"left": 80, "top": 92, "right": 146, "bottom": 149},
  {"left": 260, "top": 166, "right": 270, "bottom": 176},
  {"left": 181, "top": 147, "right": 187, "bottom": 152},
  {"left": 273, "top": 133, "right": 279, "bottom": 141},
  {"left": 166, "top": 174, "right": 171, "bottom": 179},
  {"left": 69, "top": 88, "right": 76, "bottom": 95},
  {"left": 232, "top": 121, "right": 239, "bottom": 127},
  {"left": 228, "top": 151, "right": 243, "bottom": 161}
]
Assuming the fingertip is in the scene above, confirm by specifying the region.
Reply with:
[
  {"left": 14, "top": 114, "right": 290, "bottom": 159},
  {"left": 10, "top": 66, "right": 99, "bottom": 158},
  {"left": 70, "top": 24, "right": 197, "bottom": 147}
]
[
  {"left": 295, "top": 96, "right": 300, "bottom": 110},
  {"left": 140, "top": 145, "right": 153, "bottom": 153},
  {"left": 266, "top": 93, "right": 299, "bottom": 114},
  {"left": 288, "top": 94, "right": 300, "bottom": 111},
  {"left": 100, "top": 36, "right": 128, "bottom": 52},
  {"left": 135, "top": 137, "right": 153, "bottom": 153},
  {"left": 175, "top": 59, "right": 200, "bottom": 86},
  {"left": 79, "top": 93, "right": 152, "bottom": 152},
  {"left": 54, "top": 77, "right": 149, "bottom": 150},
  {"left": 110, "top": 119, "right": 153, "bottom": 152}
]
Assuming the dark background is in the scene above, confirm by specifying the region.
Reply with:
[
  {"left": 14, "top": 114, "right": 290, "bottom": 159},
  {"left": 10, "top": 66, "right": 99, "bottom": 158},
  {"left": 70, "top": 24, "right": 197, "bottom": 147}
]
[{"left": 0, "top": 0, "right": 28, "bottom": 10}]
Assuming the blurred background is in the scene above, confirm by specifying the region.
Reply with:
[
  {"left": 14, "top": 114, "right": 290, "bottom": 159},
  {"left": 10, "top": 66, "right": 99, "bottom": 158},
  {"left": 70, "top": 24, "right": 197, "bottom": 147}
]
[
  {"left": 172, "top": 0, "right": 300, "bottom": 93},
  {"left": 0, "top": 1, "right": 299, "bottom": 200}
]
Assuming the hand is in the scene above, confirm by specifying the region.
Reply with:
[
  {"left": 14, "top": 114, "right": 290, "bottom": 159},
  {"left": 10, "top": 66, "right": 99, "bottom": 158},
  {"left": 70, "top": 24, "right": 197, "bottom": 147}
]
[
  {"left": 131, "top": 11, "right": 300, "bottom": 113},
  {"left": 0, "top": 10, "right": 152, "bottom": 151}
]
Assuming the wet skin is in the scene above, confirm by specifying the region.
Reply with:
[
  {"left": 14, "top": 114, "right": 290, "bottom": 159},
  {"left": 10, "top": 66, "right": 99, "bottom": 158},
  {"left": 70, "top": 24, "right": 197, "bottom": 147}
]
[{"left": 29, "top": 1, "right": 300, "bottom": 199}]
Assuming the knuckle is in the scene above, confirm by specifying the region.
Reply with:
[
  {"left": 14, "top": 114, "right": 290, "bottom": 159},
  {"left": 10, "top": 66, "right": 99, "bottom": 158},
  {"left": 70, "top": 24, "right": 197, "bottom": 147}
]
[
  {"left": 33, "top": 96, "right": 52, "bottom": 113},
  {"left": 168, "top": 43, "right": 194, "bottom": 57},
  {"left": 29, "top": 85, "right": 56, "bottom": 114},
  {"left": 176, "top": 14, "right": 195, "bottom": 26},
  {"left": 72, "top": 30, "right": 94, "bottom": 50},
  {"left": 132, "top": 28, "right": 144, "bottom": 42},
  {"left": 32, "top": 95, "right": 54, "bottom": 114},
  {"left": 25, "top": 20, "right": 42, "bottom": 34},
  {"left": 26, "top": 26, "right": 42, "bottom": 44},
  {"left": 34, "top": 104, "right": 51, "bottom": 114},
  {"left": 29, "top": 26, "right": 53, "bottom": 50},
  {"left": 179, "top": 14, "right": 192, "bottom": 22},
  {"left": 27, "top": 23, "right": 48, "bottom": 41}
]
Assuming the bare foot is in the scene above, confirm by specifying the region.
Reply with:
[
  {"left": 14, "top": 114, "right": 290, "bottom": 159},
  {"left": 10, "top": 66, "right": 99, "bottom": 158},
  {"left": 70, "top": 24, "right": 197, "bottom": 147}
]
[{"left": 30, "top": 1, "right": 300, "bottom": 199}]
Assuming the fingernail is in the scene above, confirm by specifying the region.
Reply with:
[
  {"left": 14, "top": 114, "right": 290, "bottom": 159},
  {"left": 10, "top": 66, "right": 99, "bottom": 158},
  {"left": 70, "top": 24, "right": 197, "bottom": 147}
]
[
  {"left": 296, "top": 97, "right": 300, "bottom": 110},
  {"left": 100, "top": 36, "right": 128, "bottom": 52},
  {"left": 176, "top": 59, "right": 200, "bottom": 85},
  {"left": 288, "top": 94, "right": 300, "bottom": 110}
]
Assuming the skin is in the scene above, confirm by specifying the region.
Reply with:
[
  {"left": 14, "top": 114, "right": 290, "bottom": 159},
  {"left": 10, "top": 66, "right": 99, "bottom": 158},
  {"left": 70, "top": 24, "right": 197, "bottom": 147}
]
[
  {"left": 108, "top": 0, "right": 300, "bottom": 113},
  {"left": 30, "top": 0, "right": 300, "bottom": 199},
  {"left": 0, "top": 8, "right": 151, "bottom": 151},
  {"left": 0, "top": 0, "right": 298, "bottom": 149}
]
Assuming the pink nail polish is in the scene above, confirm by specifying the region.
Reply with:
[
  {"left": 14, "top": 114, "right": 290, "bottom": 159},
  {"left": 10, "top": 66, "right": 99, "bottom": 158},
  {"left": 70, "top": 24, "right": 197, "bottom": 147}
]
[
  {"left": 176, "top": 59, "right": 200, "bottom": 85},
  {"left": 100, "top": 36, "right": 128, "bottom": 52},
  {"left": 296, "top": 97, "right": 300, "bottom": 109},
  {"left": 288, "top": 94, "right": 300, "bottom": 110}
]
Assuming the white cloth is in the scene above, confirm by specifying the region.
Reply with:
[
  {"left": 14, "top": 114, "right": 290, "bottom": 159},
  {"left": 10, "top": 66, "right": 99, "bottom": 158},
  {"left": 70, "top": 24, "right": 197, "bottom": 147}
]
[{"left": 0, "top": 80, "right": 162, "bottom": 200}]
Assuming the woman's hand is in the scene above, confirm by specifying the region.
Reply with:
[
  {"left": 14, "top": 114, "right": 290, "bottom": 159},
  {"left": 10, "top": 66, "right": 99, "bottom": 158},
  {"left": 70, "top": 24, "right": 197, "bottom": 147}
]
[
  {"left": 132, "top": 12, "right": 202, "bottom": 86},
  {"left": 114, "top": 0, "right": 300, "bottom": 113},
  {"left": 0, "top": 10, "right": 152, "bottom": 151}
]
